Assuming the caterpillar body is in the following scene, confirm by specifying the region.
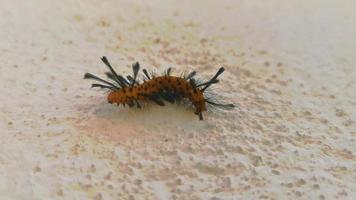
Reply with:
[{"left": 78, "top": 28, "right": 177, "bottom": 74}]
[{"left": 84, "top": 56, "right": 234, "bottom": 120}]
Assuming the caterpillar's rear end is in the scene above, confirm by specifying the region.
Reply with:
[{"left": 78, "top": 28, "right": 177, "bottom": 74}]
[{"left": 84, "top": 56, "right": 234, "bottom": 120}]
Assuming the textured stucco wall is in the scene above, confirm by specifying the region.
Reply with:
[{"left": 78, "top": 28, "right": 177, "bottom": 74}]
[{"left": 0, "top": 0, "right": 355, "bottom": 199}]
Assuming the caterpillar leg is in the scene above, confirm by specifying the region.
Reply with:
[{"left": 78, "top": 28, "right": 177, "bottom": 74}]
[
  {"left": 135, "top": 100, "right": 142, "bottom": 109},
  {"left": 150, "top": 97, "right": 165, "bottom": 106},
  {"left": 195, "top": 110, "right": 204, "bottom": 120},
  {"left": 198, "top": 112, "right": 203, "bottom": 120},
  {"left": 142, "top": 93, "right": 165, "bottom": 106},
  {"left": 160, "top": 90, "right": 176, "bottom": 104}
]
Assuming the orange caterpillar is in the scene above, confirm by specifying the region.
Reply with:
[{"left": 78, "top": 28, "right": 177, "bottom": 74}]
[{"left": 84, "top": 56, "right": 234, "bottom": 120}]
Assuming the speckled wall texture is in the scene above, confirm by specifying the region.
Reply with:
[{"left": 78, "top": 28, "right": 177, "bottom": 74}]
[{"left": 0, "top": 0, "right": 355, "bottom": 199}]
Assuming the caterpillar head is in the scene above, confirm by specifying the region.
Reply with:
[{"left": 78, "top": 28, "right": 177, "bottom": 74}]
[
  {"left": 194, "top": 67, "right": 235, "bottom": 119},
  {"left": 188, "top": 79, "right": 206, "bottom": 119},
  {"left": 107, "top": 90, "right": 118, "bottom": 104}
]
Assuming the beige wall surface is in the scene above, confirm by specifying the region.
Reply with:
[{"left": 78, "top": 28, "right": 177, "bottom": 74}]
[{"left": 0, "top": 0, "right": 355, "bottom": 199}]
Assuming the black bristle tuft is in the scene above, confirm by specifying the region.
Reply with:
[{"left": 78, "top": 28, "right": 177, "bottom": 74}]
[
  {"left": 106, "top": 72, "right": 124, "bottom": 88},
  {"left": 117, "top": 75, "right": 130, "bottom": 86}
]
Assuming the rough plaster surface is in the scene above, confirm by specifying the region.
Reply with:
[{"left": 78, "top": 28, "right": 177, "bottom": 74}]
[{"left": 0, "top": 0, "right": 355, "bottom": 199}]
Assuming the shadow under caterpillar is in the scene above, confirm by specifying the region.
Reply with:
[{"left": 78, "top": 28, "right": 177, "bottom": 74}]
[{"left": 84, "top": 56, "right": 234, "bottom": 120}]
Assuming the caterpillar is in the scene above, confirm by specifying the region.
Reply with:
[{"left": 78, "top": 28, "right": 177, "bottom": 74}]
[{"left": 84, "top": 56, "right": 234, "bottom": 120}]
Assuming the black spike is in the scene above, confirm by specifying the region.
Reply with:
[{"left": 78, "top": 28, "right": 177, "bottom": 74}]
[
  {"left": 189, "top": 78, "right": 197, "bottom": 87},
  {"left": 166, "top": 67, "right": 172, "bottom": 76},
  {"left": 143, "top": 69, "right": 151, "bottom": 80},
  {"left": 201, "top": 67, "right": 225, "bottom": 91},
  {"left": 205, "top": 99, "right": 235, "bottom": 109},
  {"left": 84, "top": 73, "right": 118, "bottom": 89},
  {"left": 91, "top": 83, "right": 114, "bottom": 90},
  {"left": 196, "top": 79, "right": 219, "bottom": 87},
  {"left": 132, "top": 62, "right": 140, "bottom": 86},
  {"left": 101, "top": 56, "right": 122, "bottom": 85},
  {"left": 185, "top": 71, "right": 196, "bottom": 80}
]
